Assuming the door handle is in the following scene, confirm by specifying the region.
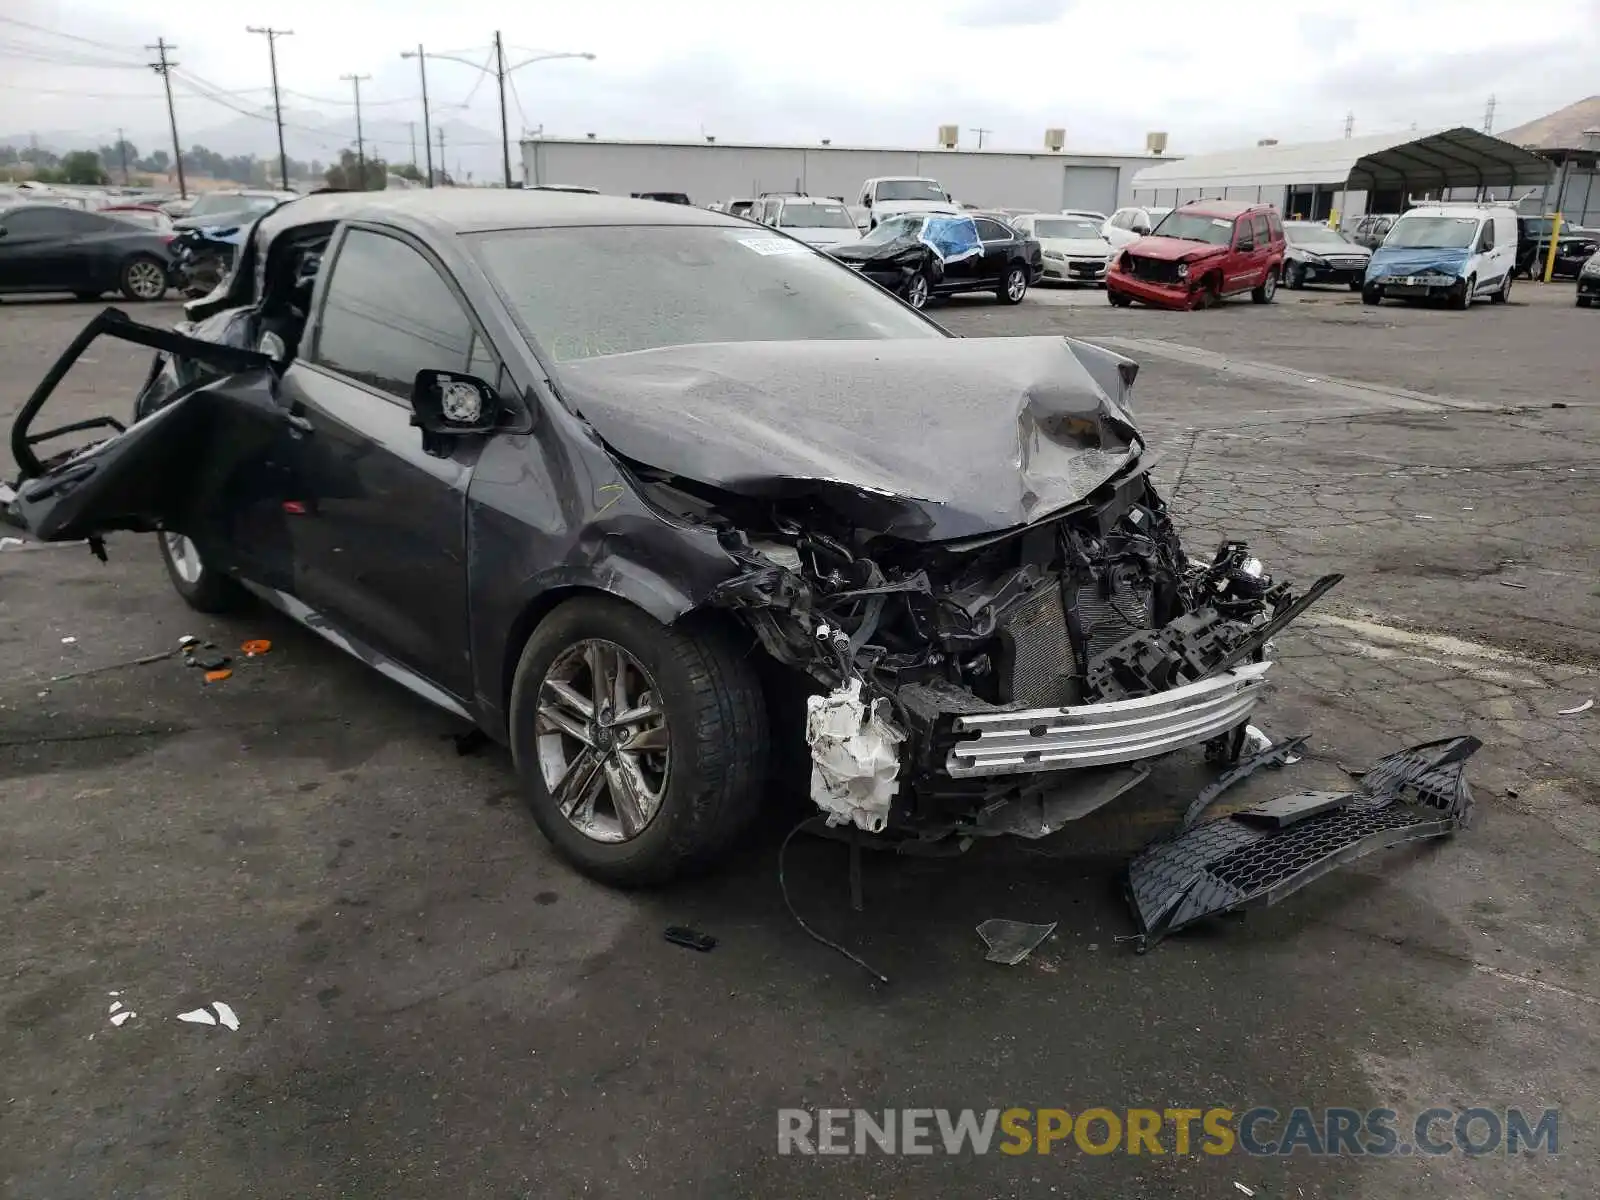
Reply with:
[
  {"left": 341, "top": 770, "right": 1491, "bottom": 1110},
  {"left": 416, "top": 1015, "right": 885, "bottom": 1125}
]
[{"left": 283, "top": 412, "right": 313, "bottom": 434}]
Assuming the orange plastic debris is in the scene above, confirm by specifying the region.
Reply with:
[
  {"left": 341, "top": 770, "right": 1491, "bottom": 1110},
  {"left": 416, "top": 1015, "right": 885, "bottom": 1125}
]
[
  {"left": 240, "top": 639, "right": 272, "bottom": 656},
  {"left": 204, "top": 669, "right": 233, "bottom": 683}
]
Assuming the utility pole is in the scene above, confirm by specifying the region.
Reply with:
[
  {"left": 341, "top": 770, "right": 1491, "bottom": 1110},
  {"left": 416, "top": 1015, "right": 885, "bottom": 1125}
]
[
  {"left": 246, "top": 26, "right": 293, "bottom": 189},
  {"left": 1344, "top": 111, "right": 1354, "bottom": 138},
  {"left": 116, "top": 126, "right": 129, "bottom": 184},
  {"left": 494, "top": 31, "right": 512, "bottom": 187},
  {"left": 145, "top": 38, "right": 187, "bottom": 199},
  {"left": 436, "top": 126, "right": 446, "bottom": 185},
  {"left": 1483, "top": 94, "right": 1497, "bottom": 134},
  {"left": 408, "top": 121, "right": 417, "bottom": 167},
  {"left": 968, "top": 127, "right": 992, "bottom": 149},
  {"left": 400, "top": 44, "right": 434, "bottom": 187},
  {"left": 341, "top": 74, "right": 372, "bottom": 189}
]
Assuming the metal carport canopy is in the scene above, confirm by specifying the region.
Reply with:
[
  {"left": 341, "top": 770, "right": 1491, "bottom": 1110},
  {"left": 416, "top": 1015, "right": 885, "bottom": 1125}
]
[{"left": 1130, "top": 126, "right": 1553, "bottom": 193}]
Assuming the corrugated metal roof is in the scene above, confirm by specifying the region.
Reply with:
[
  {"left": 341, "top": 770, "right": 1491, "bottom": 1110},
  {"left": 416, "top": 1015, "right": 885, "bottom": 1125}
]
[
  {"left": 1131, "top": 127, "right": 1552, "bottom": 192},
  {"left": 527, "top": 134, "right": 1169, "bottom": 163}
]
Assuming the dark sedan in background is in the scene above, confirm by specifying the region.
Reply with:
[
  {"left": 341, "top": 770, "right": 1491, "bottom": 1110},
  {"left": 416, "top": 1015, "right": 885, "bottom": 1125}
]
[
  {"left": 827, "top": 212, "right": 1041, "bottom": 308},
  {"left": 1282, "top": 221, "right": 1371, "bottom": 289},
  {"left": 0, "top": 204, "right": 173, "bottom": 301}
]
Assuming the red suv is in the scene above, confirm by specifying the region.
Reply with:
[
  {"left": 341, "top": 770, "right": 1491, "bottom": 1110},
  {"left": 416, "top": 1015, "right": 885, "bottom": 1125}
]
[{"left": 1106, "top": 200, "right": 1286, "bottom": 310}]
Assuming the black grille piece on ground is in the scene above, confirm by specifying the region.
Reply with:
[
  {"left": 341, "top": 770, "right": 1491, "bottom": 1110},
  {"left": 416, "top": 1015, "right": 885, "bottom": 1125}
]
[
  {"left": 1125, "top": 255, "right": 1182, "bottom": 285},
  {"left": 1125, "top": 736, "right": 1480, "bottom": 949}
]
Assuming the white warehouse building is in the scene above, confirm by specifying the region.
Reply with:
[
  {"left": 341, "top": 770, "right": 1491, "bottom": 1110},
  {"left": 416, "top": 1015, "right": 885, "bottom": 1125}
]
[{"left": 521, "top": 134, "right": 1176, "bottom": 215}]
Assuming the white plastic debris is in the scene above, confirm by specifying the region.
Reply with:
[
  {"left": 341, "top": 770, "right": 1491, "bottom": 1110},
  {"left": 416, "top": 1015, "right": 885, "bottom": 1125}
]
[
  {"left": 108, "top": 1001, "right": 123, "bottom": 1014},
  {"left": 803, "top": 678, "right": 905, "bottom": 833},
  {"left": 1557, "top": 698, "right": 1593, "bottom": 716},
  {"left": 177, "top": 1008, "right": 218, "bottom": 1026},
  {"left": 212, "top": 1001, "right": 239, "bottom": 1031},
  {"left": 1244, "top": 724, "right": 1301, "bottom": 765},
  {"left": 0, "top": 536, "right": 23, "bottom": 550},
  {"left": 60, "top": 636, "right": 77, "bottom": 645},
  {"left": 1234, "top": 1184, "right": 1256, "bottom": 1197},
  {"left": 110, "top": 1011, "right": 135, "bottom": 1027}
]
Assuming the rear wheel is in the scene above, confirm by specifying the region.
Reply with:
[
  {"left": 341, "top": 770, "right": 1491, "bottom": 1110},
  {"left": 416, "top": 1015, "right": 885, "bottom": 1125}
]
[
  {"left": 158, "top": 533, "right": 247, "bottom": 613},
  {"left": 903, "top": 271, "right": 930, "bottom": 309},
  {"left": 118, "top": 255, "right": 168, "bottom": 302},
  {"left": 1492, "top": 271, "right": 1512, "bottom": 303},
  {"left": 1251, "top": 267, "right": 1278, "bottom": 303},
  {"left": 509, "top": 597, "right": 768, "bottom": 886},
  {"left": 997, "top": 264, "right": 1029, "bottom": 304}
]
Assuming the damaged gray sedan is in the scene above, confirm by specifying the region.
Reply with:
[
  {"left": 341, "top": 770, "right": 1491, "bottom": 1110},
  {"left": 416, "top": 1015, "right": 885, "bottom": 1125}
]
[{"left": 8, "top": 190, "right": 1359, "bottom": 890}]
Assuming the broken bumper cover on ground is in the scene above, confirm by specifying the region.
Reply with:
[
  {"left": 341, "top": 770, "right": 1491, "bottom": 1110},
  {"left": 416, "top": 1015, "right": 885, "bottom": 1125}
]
[
  {"left": 946, "top": 662, "right": 1271, "bottom": 777},
  {"left": 1125, "top": 735, "right": 1480, "bottom": 948}
]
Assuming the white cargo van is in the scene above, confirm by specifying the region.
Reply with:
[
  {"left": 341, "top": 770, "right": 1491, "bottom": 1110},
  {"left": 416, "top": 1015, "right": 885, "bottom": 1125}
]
[{"left": 1362, "top": 202, "right": 1519, "bottom": 309}]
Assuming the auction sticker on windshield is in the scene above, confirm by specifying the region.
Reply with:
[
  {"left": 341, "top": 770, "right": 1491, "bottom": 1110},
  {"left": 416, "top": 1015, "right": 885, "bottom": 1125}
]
[{"left": 736, "top": 236, "right": 812, "bottom": 255}]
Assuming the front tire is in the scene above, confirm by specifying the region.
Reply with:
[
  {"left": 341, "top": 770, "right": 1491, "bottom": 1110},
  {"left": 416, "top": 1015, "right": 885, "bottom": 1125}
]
[
  {"left": 509, "top": 597, "right": 769, "bottom": 887},
  {"left": 157, "top": 533, "right": 247, "bottom": 613},
  {"left": 997, "top": 264, "right": 1029, "bottom": 304},
  {"left": 1286, "top": 262, "right": 1306, "bottom": 289},
  {"left": 1451, "top": 276, "right": 1475, "bottom": 310},
  {"left": 1362, "top": 286, "right": 1382, "bottom": 306},
  {"left": 1347, "top": 278, "right": 1363, "bottom": 291},
  {"left": 1107, "top": 289, "right": 1133, "bottom": 307},
  {"left": 119, "top": 255, "right": 168, "bottom": 302},
  {"left": 1578, "top": 295, "right": 1593, "bottom": 308}
]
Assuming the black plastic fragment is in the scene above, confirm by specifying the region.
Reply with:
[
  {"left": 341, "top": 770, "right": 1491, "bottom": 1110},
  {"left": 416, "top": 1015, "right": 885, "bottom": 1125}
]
[
  {"left": 664, "top": 926, "right": 717, "bottom": 952},
  {"left": 1126, "top": 735, "right": 1480, "bottom": 949}
]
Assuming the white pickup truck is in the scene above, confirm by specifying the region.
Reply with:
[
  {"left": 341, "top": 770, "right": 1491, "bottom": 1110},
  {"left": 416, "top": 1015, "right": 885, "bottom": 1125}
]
[{"left": 856, "top": 176, "right": 960, "bottom": 229}]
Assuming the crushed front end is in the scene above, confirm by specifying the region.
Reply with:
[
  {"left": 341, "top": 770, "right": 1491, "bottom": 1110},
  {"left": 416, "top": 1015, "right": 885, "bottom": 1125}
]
[{"left": 698, "top": 464, "right": 1339, "bottom": 840}]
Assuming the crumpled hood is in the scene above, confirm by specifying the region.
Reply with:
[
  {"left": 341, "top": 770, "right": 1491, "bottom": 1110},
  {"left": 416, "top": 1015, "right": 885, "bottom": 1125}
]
[
  {"left": 1125, "top": 236, "right": 1227, "bottom": 263},
  {"left": 1368, "top": 246, "right": 1470, "bottom": 278},
  {"left": 557, "top": 336, "right": 1144, "bottom": 542}
]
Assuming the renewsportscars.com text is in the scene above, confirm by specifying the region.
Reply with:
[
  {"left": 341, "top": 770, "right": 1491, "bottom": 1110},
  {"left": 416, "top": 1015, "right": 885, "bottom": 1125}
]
[{"left": 777, "top": 1106, "right": 1558, "bottom": 1157}]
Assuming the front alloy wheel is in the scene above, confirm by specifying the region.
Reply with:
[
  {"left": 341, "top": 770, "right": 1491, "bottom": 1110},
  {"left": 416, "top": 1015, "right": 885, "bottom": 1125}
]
[
  {"left": 120, "top": 256, "right": 168, "bottom": 301},
  {"left": 510, "top": 597, "right": 768, "bottom": 885},
  {"left": 535, "top": 639, "right": 670, "bottom": 844},
  {"left": 904, "top": 272, "right": 929, "bottom": 309},
  {"left": 157, "top": 531, "right": 246, "bottom": 612}
]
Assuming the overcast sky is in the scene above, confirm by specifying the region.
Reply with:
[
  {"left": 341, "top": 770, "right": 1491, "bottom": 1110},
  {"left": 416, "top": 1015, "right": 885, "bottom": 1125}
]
[{"left": 4, "top": 0, "right": 1598, "bottom": 170}]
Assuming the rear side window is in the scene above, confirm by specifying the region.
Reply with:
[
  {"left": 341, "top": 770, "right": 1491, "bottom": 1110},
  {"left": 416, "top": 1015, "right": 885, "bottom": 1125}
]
[
  {"left": 1266, "top": 211, "right": 1283, "bottom": 240},
  {"left": 974, "top": 218, "right": 1012, "bottom": 241},
  {"left": 0, "top": 207, "right": 75, "bottom": 236},
  {"left": 1252, "top": 214, "right": 1271, "bottom": 244},
  {"left": 314, "top": 228, "right": 474, "bottom": 401}
]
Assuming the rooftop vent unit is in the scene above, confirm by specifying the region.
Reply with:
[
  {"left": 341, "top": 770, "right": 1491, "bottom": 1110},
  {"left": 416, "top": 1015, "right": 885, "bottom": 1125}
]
[
  {"left": 1044, "top": 128, "right": 1065, "bottom": 151},
  {"left": 937, "top": 124, "right": 959, "bottom": 149},
  {"left": 1145, "top": 131, "right": 1168, "bottom": 155},
  {"left": 1257, "top": 137, "right": 1279, "bottom": 146}
]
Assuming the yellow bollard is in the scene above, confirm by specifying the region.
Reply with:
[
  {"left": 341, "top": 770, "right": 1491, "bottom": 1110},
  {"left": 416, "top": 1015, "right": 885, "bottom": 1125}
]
[{"left": 1541, "top": 212, "right": 1562, "bottom": 283}]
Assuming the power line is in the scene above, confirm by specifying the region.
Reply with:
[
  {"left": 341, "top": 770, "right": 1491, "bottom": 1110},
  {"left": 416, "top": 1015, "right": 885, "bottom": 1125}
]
[{"left": 0, "top": 15, "right": 143, "bottom": 56}]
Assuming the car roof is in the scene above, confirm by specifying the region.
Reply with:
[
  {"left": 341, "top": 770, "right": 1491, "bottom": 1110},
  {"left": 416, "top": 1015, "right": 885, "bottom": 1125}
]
[
  {"left": 1176, "top": 200, "right": 1271, "bottom": 218},
  {"left": 253, "top": 188, "right": 744, "bottom": 244}
]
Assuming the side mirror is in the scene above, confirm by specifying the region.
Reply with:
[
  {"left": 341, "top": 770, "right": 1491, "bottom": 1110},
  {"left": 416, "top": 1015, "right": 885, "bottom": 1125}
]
[
  {"left": 410, "top": 369, "right": 499, "bottom": 439},
  {"left": 862, "top": 196, "right": 872, "bottom": 208},
  {"left": 0, "top": 226, "right": 8, "bottom": 239}
]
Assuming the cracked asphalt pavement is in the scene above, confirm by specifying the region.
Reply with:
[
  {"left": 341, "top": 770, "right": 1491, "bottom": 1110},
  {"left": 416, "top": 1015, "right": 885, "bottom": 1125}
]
[{"left": 2, "top": 285, "right": 1596, "bottom": 1198}]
